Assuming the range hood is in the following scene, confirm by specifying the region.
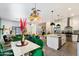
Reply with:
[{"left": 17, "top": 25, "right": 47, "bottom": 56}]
[{"left": 64, "top": 17, "right": 72, "bottom": 34}]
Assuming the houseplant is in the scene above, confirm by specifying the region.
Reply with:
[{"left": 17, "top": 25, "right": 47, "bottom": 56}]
[{"left": 19, "top": 18, "right": 28, "bottom": 46}]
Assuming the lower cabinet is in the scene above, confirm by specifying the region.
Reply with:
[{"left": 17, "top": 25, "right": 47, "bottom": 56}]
[{"left": 47, "top": 34, "right": 66, "bottom": 50}]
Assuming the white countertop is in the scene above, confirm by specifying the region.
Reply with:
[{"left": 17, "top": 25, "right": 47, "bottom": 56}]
[{"left": 47, "top": 34, "right": 61, "bottom": 37}]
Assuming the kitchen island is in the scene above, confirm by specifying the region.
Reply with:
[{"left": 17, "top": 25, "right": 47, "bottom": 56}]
[{"left": 47, "top": 34, "right": 66, "bottom": 50}]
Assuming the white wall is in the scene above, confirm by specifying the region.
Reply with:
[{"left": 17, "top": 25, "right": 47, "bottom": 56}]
[
  {"left": 26, "top": 23, "right": 38, "bottom": 34},
  {"left": 46, "top": 22, "right": 51, "bottom": 34},
  {"left": 1, "top": 20, "right": 19, "bottom": 28},
  {"left": 70, "top": 16, "right": 79, "bottom": 30}
]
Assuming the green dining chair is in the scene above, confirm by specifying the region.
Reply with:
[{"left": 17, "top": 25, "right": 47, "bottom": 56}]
[
  {"left": 0, "top": 43, "right": 14, "bottom": 56},
  {"left": 12, "top": 35, "right": 22, "bottom": 42},
  {"left": 25, "top": 35, "right": 32, "bottom": 41},
  {"left": 36, "top": 35, "right": 40, "bottom": 39},
  {"left": 31, "top": 35, "right": 44, "bottom": 56},
  {"left": 31, "top": 48, "right": 44, "bottom": 56},
  {"left": 0, "top": 43, "right": 4, "bottom": 56},
  {"left": 32, "top": 36, "right": 44, "bottom": 49}
]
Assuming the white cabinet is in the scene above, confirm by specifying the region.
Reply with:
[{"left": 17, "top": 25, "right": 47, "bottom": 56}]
[
  {"left": 47, "top": 36, "right": 58, "bottom": 50},
  {"left": 47, "top": 34, "right": 66, "bottom": 50},
  {"left": 61, "top": 34, "right": 66, "bottom": 45},
  {"left": 47, "top": 34, "right": 60, "bottom": 50},
  {"left": 72, "top": 35, "right": 78, "bottom": 42},
  {"left": 77, "top": 43, "right": 79, "bottom": 56}
]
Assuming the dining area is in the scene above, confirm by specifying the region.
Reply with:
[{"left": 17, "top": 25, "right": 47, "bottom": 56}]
[{"left": 0, "top": 34, "right": 44, "bottom": 56}]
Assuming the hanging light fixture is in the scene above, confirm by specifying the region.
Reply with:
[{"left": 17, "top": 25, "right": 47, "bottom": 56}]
[
  {"left": 30, "top": 3, "right": 41, "bottom": 21},
  {"left": 50, "top": 10, "right": 55, "bottom": 26}
]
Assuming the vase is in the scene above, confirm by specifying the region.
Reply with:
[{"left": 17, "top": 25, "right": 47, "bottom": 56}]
[
  {"left": 21, "top": 35, "right": 25, "bottom": 46},
  {"left": 21, "top": 40, "right": 25, "bottom": 46}
]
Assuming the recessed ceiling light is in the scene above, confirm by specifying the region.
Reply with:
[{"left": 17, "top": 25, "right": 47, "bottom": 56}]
[
  {"left": 71, "top": 13, "right": 74, "bottom": 16},
  {"left": 68, "top": 8, "right": 71, "bottom": 11}
]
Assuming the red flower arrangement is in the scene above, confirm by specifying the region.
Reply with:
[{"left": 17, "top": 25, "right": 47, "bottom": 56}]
[{"left": 19, "top": 18, "right": 28, "bottom": 46}]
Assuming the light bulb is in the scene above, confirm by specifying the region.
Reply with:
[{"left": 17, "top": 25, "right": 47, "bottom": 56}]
[{"left": 68, "top": 8, "right": 71, "bottom": 11}]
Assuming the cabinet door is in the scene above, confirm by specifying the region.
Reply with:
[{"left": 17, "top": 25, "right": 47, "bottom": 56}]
[
  {"left": 66, "top": 34, "right": 72, "bottom": 42},
  {"left": 47, "top": 36, "right": 58, "bottom": 50},
  {"left": 61, "top": 34, "right": 66, "bottom": 45},
  {"left": 77, "top": 43, "right": 79, "bottom": 56}
]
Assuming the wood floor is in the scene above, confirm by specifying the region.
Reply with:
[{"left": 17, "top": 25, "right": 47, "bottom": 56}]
[{"left": 43, "top": 41, "right": 77, "bottom": 56}]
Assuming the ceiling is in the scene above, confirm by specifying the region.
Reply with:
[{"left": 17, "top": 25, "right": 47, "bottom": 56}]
[{"left": 0, "top": 3, "right": 79, "bottom": 22}]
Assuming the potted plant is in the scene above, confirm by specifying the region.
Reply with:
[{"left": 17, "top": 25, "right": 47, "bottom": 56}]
[{"left": 20, "top": 18, "right": 28, "bottom": 46}]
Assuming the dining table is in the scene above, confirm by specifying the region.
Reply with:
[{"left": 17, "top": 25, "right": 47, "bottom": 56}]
[{"left": 11, "top": 40, "right": 40, "bottom": 56}]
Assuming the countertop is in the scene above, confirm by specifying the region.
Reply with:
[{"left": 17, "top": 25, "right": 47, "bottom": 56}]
[{"left": 46, "top": 34, "right": 62, "bottom": 37}]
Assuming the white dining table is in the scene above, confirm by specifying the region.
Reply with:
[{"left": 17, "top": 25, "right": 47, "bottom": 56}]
[{"left": 11, "top": 40, "right": 40, "bottom": 56}]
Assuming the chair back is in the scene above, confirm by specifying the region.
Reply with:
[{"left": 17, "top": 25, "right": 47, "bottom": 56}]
[
  {"left": 0, "top": 43, "right": 4, "bottom": 56},
  {"left": 12, "top": 35, "right": 22, "bottom": 41},
  {"left": 31, "top": 35, "right": 44, "bottom": 49}
]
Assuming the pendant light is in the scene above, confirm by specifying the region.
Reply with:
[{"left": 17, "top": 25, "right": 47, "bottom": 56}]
[
  {"left": 30, "top": 3, "right": 40, "bottom": 21},
  {"left": 50, "top": 10, "right": 55, "bottom": 26}
]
